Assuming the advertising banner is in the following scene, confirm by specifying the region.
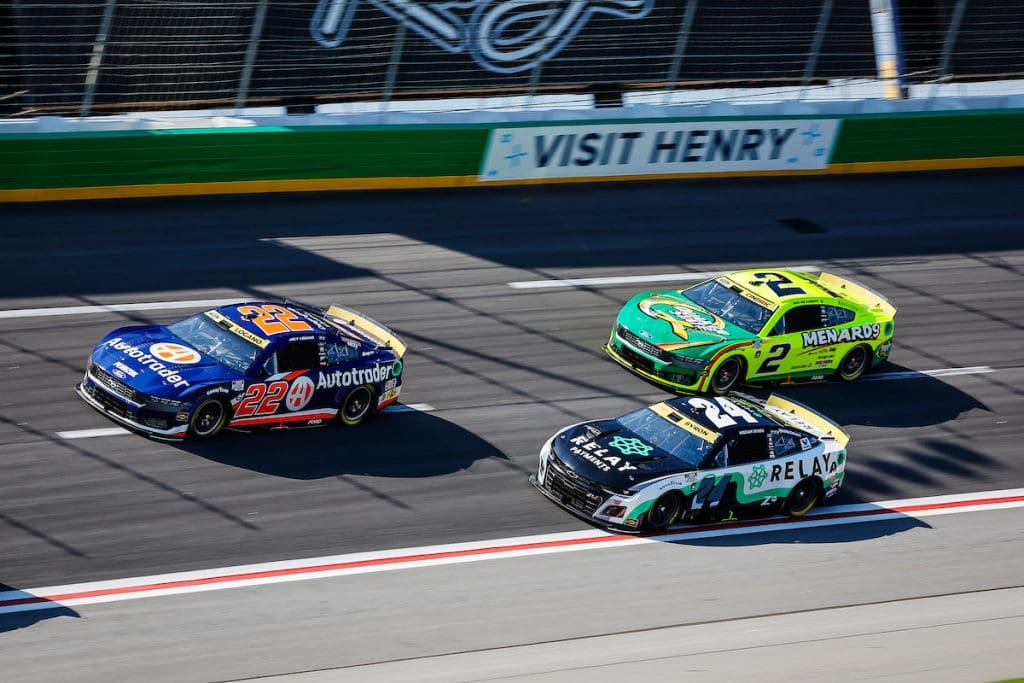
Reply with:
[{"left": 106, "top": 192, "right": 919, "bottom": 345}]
[{"left": 479, "top": 120, "right": 842, "bottom": 181}]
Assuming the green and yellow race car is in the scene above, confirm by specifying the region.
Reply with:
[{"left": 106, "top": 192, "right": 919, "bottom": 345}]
[{"left": 605, "top": 269, "right": 896, "bottom": 394}]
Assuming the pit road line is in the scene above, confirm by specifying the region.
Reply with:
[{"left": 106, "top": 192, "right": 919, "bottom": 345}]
[{"left": 3, "top": 488, "right": 1022, "bottom": 615}]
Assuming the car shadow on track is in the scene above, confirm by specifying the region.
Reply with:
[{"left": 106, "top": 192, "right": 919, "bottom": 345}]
[
  {"left": 763, "top": 362, "right": 989, "bottom": 429},
  {"left": 661, "top": 514, "right": 930, "bottom": 548},
  {"left": 0, "top": 583, "right": 80, "bottom": 633},
  {"left": 174, "top": 409, "right": 507, "bottom": 479}
]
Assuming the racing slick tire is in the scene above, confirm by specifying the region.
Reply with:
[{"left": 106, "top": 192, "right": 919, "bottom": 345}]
[
  {"left": 643, "top": 492, "right": 684, "bottom": 531},
  {"left": 837, "top": 345, "right": 870, "bottom": 382},
  {"left": 339, "top": 384, "right": 376, "bottom": 426},
  {"left": 783, "top": 478, "right": 821, "bottom": 517},
  {"left": 710, "top": 357, "right": 744, "bottom": 394},
  {"left": 188, "top": 398, "right": 228, "bottom": 440}
]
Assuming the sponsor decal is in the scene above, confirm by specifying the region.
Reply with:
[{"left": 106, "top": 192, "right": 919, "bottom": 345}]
[
  {"left": 748, "top": 464, "right": 768, "bottom": 488},
  {"left": 801, "top": 323, "right": 880, "bottom": 348},
  {"left": 568, "top": 434, "right": 638, "bottom": 473},
  {"left": 113, "top": 361, "right": 138, "bottom": 378},
  {"left": 768, "top": 453, "right": 839, "bottom": 483},
  {"left": 316, "top": 363, "right": 397, "bottom": 389},
  {"left": 103, "top": 338, "right": 191, "bottom": 388},
  {"left": 480, "top": 120, "right": 840, "bottom": 181},
  {"left": 637, "top": 296, "right": 728, "bottom": 351},
  {"left": 112, "top": 368, "right": 127, "bottom": 379},
  {"left": 391, "top": 359, "right": 403, "bottom": 377},
  {"left": 378, "top": 387, "right": 401, "bottom": 406},
  {"left": 607, "top": 436, "right": 654, "bottom": 457},
  {"left": 311, "top": 0, "right": 652, "bottom": 74},
  {"left": 206, "top": 387, "right": 229, "bottom": 395},
  {"left": 285, "top": 376, "right": 315, "bottom": 411},
  {"left": 231, "top": 380, "right": 245, "bottom": 392},
  {"left": 307, "top": 418, "right": 323, "bottom": 426},
  {"left": 149, "top": 342, "right": 201, "bottom": 365}
]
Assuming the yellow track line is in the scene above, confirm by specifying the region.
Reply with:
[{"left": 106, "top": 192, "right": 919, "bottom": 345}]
[{"left": 2, "top": 156, "right": 1022, "bottom": 203}]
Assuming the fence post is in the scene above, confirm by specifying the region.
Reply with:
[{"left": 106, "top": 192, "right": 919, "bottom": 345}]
[
  {"left": 665, "top": 0, "right": 697, "bottom": 98},
  {"left": 382, "top": 18, "right": 408, "bottom": 108},
  {"left": 803, "top": 0, "right": 833, "bottom": 90},
  {"left": 869, "top": 0, "right": 906, "bottom": 98},
  {"left": 80, "top": 0, "right": 118, "bottom": 117},
  {"left": 937, "top": 0, "right": 967, "bottom": 80},
  {"left": 236, "top": 0, "right": 270, "bottom": 112}
]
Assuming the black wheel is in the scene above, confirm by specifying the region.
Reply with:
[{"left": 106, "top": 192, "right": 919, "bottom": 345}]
[
  {"left": 339, "top": 385, "right": 375, "bottom": 426},
  {"left": 784, "top": 478, "right": 820, "bottom": 517},
  {"left": 837, "top": 345, "right": 870, "bottom": 382},
  {"left": 188, "top": 398, "right": 227, "bottom": 440},
  {"left": 710, "top": 357, "right": 744, "bottom": 394},
  {"left": 643, "top": 492, "right": 683, "bottom": 531}
]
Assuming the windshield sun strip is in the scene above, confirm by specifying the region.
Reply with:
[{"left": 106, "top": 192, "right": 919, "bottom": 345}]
[
  {"left": 649, "top": 402, "right": 718, "bottom": 443},
  {"left": 204, "top": 310, "right": 270, "bottom": 349}
]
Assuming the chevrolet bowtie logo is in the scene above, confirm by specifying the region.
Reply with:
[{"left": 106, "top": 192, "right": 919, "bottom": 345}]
[{"left": 311, "top": 0, "right": 653, "bottom": 74}]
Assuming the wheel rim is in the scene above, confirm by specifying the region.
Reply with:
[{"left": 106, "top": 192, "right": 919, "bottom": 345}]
[
  {"left": 841, "top": 347, "right": 868, "bottom": 378},
  {"left": 713, "top": 359, "right": 740, "bottom": 392},
  {"left": 193, "top": 401, "right": 223, "bottom": 437},
  {"left": 788, "top": 481, "right": 818, "bottom": 515},
  {"left": 648, "top": 495, "right": 680, "bottom": 530},
  {"left": 343, "top": 387, "right": 372, "bottom": 421}
]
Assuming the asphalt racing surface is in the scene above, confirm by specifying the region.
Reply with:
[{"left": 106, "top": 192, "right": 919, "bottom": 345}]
[{"left": 2, "top": 169, "right": 1023, "bottom": 680}]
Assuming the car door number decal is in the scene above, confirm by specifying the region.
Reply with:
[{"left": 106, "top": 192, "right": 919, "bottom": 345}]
[
  {"left": 237, "top": 304, "right": 313, "bottom": 336},
  {"left": 691, "top": 475, "right": 730, "bottom": 511},
  {"left": 687, "top": 396, "right": 759, "bottom": 429},
  {"left": 756, "top": 342, "right": 791, "bottom": 374},
  {"left": 234, "top": 381, "right": 289, "bottom": 417}
]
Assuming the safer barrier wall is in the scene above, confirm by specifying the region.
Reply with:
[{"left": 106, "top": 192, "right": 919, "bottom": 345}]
[{"left": 2, "top": 109, "right": 1023, "bottom": 202}]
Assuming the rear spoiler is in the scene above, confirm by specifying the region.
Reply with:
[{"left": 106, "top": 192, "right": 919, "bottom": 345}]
[
  {"left": 326, "top": 305, "right": 407, "bottom": 358},
  {"left": 736, "top": 392, "right": 849, "bottom": 448},
  {"left": 817, "top": 272, "right": 896, "bottom": 318}
]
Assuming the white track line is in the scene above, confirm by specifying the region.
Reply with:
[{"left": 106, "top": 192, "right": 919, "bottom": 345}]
[
  {"left": 57, "top": 404, "right": 435, "bottom": 439},
  {"left": 0, "top": 298, "right": 247, "bottom": 320},
  {"left": 2, "top": 487, "right": 1022, "bottom": 615},
  {"left": 865, "top": 366, "right": 994, "bottom": 381},
  {"left": 508, "top": 265, "right": 821, "bottom": 289}
]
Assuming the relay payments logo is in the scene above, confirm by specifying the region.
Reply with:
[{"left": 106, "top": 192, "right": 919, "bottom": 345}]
[{"left": 311, "top": 0, "right": 653, "bottom": 74}]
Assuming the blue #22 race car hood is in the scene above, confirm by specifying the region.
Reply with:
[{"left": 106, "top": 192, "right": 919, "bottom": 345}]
[
  {"left": 91, "top": 326, "right": 241, "bottom": 399},
  {"left": 552, "top": 420, "right": 701, "bottom": 489}
]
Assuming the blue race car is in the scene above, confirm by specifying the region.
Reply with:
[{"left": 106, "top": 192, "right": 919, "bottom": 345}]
[{"left": 76, "top": 301, "right": 406, "bottom": 440}]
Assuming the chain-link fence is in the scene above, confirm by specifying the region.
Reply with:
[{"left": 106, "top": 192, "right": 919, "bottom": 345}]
[{"left": 1, "top": 0, "right": 1022, "bottom": 117}]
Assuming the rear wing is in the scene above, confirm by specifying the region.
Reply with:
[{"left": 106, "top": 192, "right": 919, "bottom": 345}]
[
  {"left": 817, "top": 272, "right": 896, "bottom": 318},
  {"left": 326, "top": 305, "right": 407, "bottom": 358},
  {"left": 737, "top": 392, "right": 849, "bottom": 448}
]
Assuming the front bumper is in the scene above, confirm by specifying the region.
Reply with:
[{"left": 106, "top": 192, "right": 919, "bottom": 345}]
[
  {"left": 604, "top": 330, "right": 707, "bottom": 393},
  {"left": 532, "top": 441, "right": 642, "bottom": 532},
  {"left": 76, "top": 373, "right": 189, "bottom": 440}
]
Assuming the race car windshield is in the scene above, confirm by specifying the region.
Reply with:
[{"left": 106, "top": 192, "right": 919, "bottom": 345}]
[
  {"left": 682, "top": 280, "right": 772, "bottom": 334},
  {"left": 617, "top": 408, "right": 713, "bottom": 469},
  {"left": 168, "top": 314, "right": 261, "bottom": 374}
]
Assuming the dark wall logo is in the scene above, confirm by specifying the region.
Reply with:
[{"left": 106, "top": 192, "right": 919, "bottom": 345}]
[{"left": 311, "top": 0, "right": 654, "bottom": 74}]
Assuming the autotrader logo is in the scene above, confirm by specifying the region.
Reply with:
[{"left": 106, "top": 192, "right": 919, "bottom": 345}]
[
  {"left": 149, "top": 342, "right": 202, "bottom": 365},
  {"left": 311, "top": 0, "right": 654, "bottom": 74}
]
